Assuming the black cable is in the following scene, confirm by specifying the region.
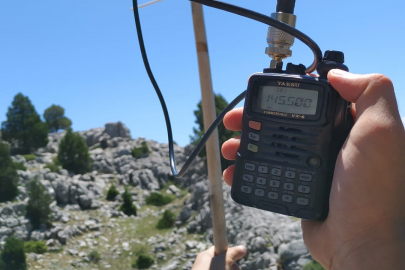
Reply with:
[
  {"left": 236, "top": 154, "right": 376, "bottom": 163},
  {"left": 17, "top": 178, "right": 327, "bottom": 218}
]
[
  {"left": 190, "top": 0, "right": 322, "bottom": 73},
  {"left": 132, "top": 0, "right": 245, "bottom": 177}
]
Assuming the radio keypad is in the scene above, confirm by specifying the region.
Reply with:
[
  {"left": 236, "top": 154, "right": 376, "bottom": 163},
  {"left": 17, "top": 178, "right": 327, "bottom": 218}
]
[
  {"left": 245, "top": 163, "right": 255, "bottom": 171},
  {"left": 241, "top": 186, "right": 252, "bottom": 194},
  {"left": 270, "top": 180, "right": 280, "bottom": 188},
  {"left": 248, "top": 144, "right": 259, "bottom": 153},
  {"left": 258, "top": 166, "right": 268, "bottom": 174},
  {"left": 249, "top": 132, "right": 260, "bottom": 141},
  {"left": 241, "top": 161, "right": 316, "bottom": 208},
  {"left": 271, "top": 168, "right": 282, "bottom": 176},
  {"left": 282, "top": 194, "right": 293, "bottom": 203},
  {"left": 257, "top": 177, "right": 266, "bottom": 185},
  {"left": 243, "top": 174, "right": 254, "bottom": 182}
]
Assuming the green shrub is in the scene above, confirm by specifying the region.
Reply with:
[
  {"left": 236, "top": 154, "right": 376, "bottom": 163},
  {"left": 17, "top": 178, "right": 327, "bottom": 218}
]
[
  {"left": 26, "top": 179, "right": 52, "bottom": 230},
  {"left": 119, "top": 188, "right": 137, "bottom": 216},
  {"left": 106, "top": 184, "right": 119, "bottom": 201},
  {"left": 145, "top": 192, "right": 173, "bottom": 206},
  {"left": 1, "top": 236, "right": 27, "bottom": 270},
  {"left": 88, "top": 250, "right": 101, "bottom": 263},
  {"left": 12, "top": 162, "right": 26, "bottom": 171},
  {"left": 24, "top": 241, "right": 47, "bottom": 254},
  {"left": 44, "top": 163, "right": 60, "bottom": 173},
  {"left": 131, "top": 142, "right": 149, "bottom": 158},
  {"left": 57, "top": 128, "right": 92, "bottom": 174},
  {"left": 303, "top": 261, "right": 326, "bottom": 270},
  {"left": 132, "top": 253, "right": 154, "bottom": 269},
  {"left": 156, "top": 210, "right": 176, "bottom": 229},
  {"left": 0, "top": 142, "right": 19, "bottom": 202},
  {"left": 22, "top": 154, "right": 36, "bottom": 162}
]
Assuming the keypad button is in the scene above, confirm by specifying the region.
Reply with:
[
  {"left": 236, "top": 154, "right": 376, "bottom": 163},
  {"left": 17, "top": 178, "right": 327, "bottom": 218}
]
[
  {"left": 249, "top": 132, "right": 260, "bottom": 142},
  {"left": 249, "top": 121, "right": 262, "bottom": 131},
  {"left": 245, "top": 163, "right": 255, "bottom": 171},
  {"left": 243, "top": 174, "right": 254, "bottom": 182},
  {"left": 300, "top": 174, "right": 312, "bottom": 181},
  {"left": 255, "top": 189, "right": 265, "bottom": 197},
  {"left": 248, "top": 144, "right": 259, "bottom": 153},
  {"left": 297, "top": 197, "right": 309, "bottom": 206},
  {"left": 285, "top": 171, "right": 296, "bottom": 179},
  {"left": 298, "top": 185, "right": 310, "bottom": 194},
  {"left": 270, "top": 180, "right": 280, "bottom": 188},
  {"left": 271, "top": 168, "right": 282, "bottom": 176},
  {"left": 258, "top": 166, "right": 268, "bottom": 174},
  {"left": 282, "top": 194, "right": 293, "bottom": 203},
  {"left": 268, "top": 192, "right": 278, "bottom": 200},
  {"left": 284, "top": 183, "right": 294, "bottom": 191},
  {"left": 241, "top": 186, "right": 252, "bottom": 194},
  {"left": 256, "top": 177, "right": 266, "bottom": 185}
]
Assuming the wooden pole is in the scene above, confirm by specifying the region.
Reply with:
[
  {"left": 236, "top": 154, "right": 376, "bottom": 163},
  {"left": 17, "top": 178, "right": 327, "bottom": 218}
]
[{"left": 190, "top": 2, "right": 228, "bottom": 256}]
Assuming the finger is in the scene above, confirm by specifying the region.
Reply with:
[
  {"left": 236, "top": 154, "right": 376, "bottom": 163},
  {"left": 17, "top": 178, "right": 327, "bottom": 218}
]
[
  {"left": 223, "top": 165, "right": 235, "bottom": 186},
  {"left": 223, "top": 107, "right": 243, "bottom": 131},
  {"left": 221, "top": 136, "right": 241, "bottom": 160},
  {"left": 225, "top": 246, "right": 247, "bottom": 263},
  {"left": 210, "top": 246, "right": 246, "bottom": 270},
  {"left": 328, "top": 70, "right": 400, "bottom": 123},
  {"left": 230, "top": 264, "right": 240, "bottom": 270}
]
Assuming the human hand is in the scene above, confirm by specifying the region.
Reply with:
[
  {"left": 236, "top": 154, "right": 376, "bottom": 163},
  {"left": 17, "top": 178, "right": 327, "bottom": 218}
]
[
  {"left": 221, "top": 71, "right": 405, "bottom": 269},
  {"left": 191, "top": 246, "right": 246, "bottom": 270}
]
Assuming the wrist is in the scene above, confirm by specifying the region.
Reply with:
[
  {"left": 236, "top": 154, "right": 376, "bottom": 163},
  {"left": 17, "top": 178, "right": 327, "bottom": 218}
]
[{"left": 330, "top": 223, "right": 405, "bottom": 270}]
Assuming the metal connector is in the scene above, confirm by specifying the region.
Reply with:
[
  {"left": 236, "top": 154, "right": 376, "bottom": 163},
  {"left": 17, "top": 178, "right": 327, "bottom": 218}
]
[{"left": 265, "top": 12, "right": 296, "bottom": 69}]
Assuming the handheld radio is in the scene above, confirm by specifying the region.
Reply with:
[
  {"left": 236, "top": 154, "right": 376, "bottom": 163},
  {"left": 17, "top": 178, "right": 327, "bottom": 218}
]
[
  {"left": 230, "top": 2, "right": 353, "bottom": 220},
  {"left": 133, "top": 0, "right": 353, "bottom": 221}
]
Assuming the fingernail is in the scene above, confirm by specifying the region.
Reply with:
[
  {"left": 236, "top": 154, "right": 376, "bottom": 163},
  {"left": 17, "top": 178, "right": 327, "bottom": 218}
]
[{"left": 330, "top": 69, "right": 349, "bottom": 76}]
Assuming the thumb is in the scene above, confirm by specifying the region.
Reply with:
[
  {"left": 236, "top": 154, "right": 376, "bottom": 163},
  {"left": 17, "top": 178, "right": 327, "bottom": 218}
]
[
  {"left": 225, "top": 245, "right": 247, "bottom": 264},
  {"left": 327, "top": 69, "right": 401, "bottom": 124}
]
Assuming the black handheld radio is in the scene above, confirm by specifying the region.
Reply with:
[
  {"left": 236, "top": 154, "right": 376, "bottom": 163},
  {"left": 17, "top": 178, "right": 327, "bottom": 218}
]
[
  {"left": 133, "top": 0, "right": 353, "bottom": 221},
  {"left": 231, "top": 52, "right": 353, "bottom": 221}
]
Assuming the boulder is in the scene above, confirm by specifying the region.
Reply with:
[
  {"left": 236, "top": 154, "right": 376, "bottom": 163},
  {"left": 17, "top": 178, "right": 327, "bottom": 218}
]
[{"left": 104, "top": 122, "right": 131, "bottom": 139}]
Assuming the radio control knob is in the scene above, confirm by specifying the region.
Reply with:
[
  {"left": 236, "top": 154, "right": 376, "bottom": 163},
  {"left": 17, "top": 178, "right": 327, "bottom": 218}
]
[
  {"left": 323, "top": 50, "right": 345, "bottom": 64},
  {"left": 306, "top": 156, "right": 321, "bottom": 168}
]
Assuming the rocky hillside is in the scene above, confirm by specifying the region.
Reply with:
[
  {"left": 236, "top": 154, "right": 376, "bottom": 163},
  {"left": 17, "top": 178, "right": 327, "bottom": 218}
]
[{"left": 0, "top": 122, "right": 317, "bottom": 270}]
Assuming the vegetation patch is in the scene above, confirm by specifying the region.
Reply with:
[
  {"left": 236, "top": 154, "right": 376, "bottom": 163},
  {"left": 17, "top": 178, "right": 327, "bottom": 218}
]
[
  {"left": 26, "top": 178, "right": 53, "bottom": 229},
  {"left": 106, "top": 184, "right": 120, "bottom": 201},
  {"left": 145, "top": 192, "right": 173, "bottom": 206},
  {"left": 303, "top": 260, "right": 326, "bottom": 270},
  {"left": 88, "top": 250, "right": 101, "bottom": 263},
  {"left": 156, "top": 210, "right": 176, "bottom": 229},
  {"left": 22, "top": 154, "right": 36, "bottom": 162},
  {"left": 119, "top": 188, "right": 137, "bottom": 216},
  {"left": 12, "top": 162, "right": 26, "bottom": 171},
  {"left": 44, "top": 162, "right": 60, "bottom": 173},
  {"left": 24, "top": 241, "right": 47, "bottom": 254},
  {"left": 1, "top": 235, "right": 27, "bottom": 270},
  {"left": 132, "top": 253, "right": 154, "bottom": 269},
  {"left": 131, "top": 142, "right": 149, "bottom": 159}
]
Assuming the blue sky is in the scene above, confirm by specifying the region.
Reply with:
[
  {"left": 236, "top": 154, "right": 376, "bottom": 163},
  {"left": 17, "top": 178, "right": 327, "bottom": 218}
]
[{"left": 1, "top": 0, "right": 404, "bottom": 147}]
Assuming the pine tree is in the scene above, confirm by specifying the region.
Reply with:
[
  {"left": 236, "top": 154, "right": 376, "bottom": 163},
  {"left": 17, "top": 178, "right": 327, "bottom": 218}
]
[
  {"left": 26, "top": 178, "right": 52, "bottom": 230},
  {"left": 0, "top": 142, "right": 19, "bottom": 202},
  {"left": 57, "top": 128, "right": 92, "bottom": 174},
  {"left": 0, "top": 93, "right": 48, "bottom": 154},
  {"left": 119, "top": 188, "right": 137, "bottom": 216},
  {"left": 1, "top": 236, "right": 27, "bottom": 270},
  {"left": 190, "top": 93, "right": 240, "bottom": 170},
  {"left": 43, "top": 105, "right": 72, "bottom": 133},
  {"left": 106, "top": 184, "right": 119, "bottom": 201}
]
